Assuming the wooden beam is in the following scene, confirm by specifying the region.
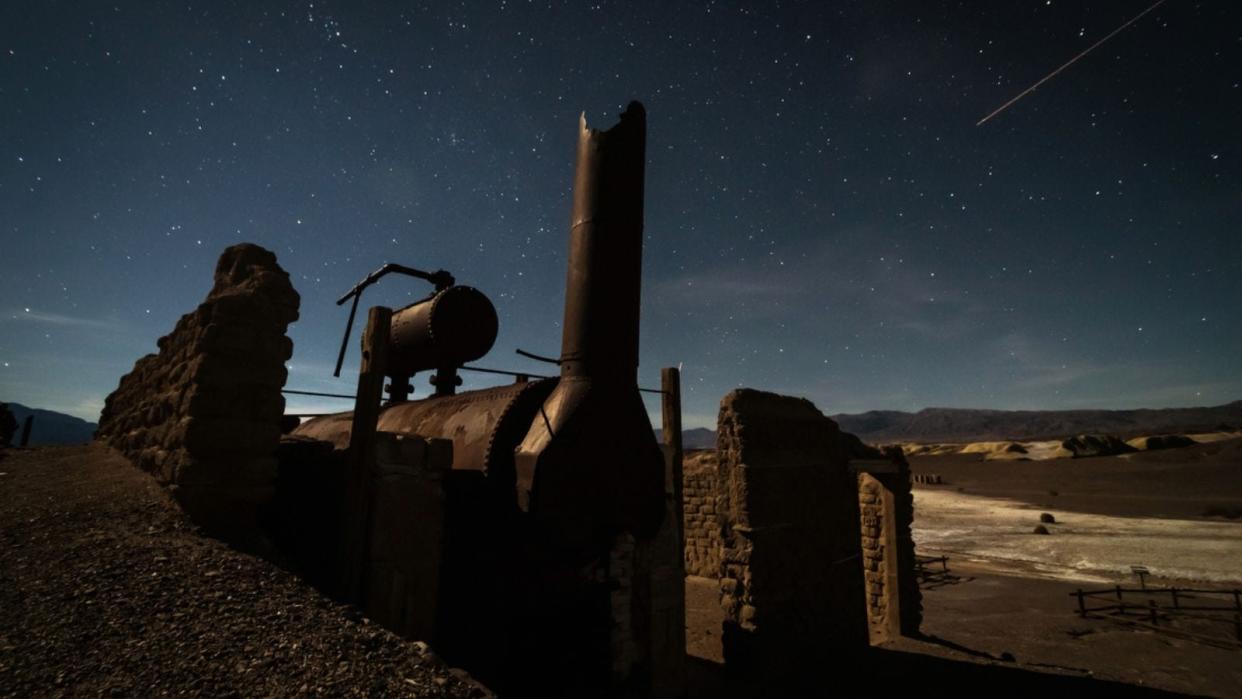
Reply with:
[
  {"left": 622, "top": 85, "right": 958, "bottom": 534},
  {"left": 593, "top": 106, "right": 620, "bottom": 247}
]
[
  {"left": 340, "top": 305, "right": 391, "bottom": 602},
  {"left": 651, "top": 366, "right": 686, "bottom": 698}
]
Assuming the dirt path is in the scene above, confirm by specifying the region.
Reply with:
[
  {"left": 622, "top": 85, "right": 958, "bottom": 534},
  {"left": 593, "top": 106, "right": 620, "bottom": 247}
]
[{"left": 0, "top": 445, "right": 487, "bottom": 698}]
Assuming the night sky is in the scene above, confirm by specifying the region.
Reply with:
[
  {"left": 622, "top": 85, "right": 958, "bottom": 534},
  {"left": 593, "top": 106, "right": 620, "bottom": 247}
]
[{"left": 2, "top": 1, "right": 1239, "bottom": 428}]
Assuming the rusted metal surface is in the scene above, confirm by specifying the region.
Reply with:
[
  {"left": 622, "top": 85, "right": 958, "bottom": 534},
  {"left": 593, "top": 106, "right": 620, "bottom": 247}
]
[
  {"left": 294, "top": 379, "right": 555, "bottom": 482},
  {"left": 513, "top": 101, "right": 665, "bottom": 542},
  {"left": 388, "top": 285, "right": 498, "bottom": 378},
  {"left": 298, "top": 102, "right": 663, "bottom": 539},
  {"left": 558, "top": 104, "right": 647, "bottom": 382},
  {"left": 333, "top": 263, "right": 455, "bottom": 378},
  {"left": 288, "top": 102, "right": 675, "bottom": 695}
]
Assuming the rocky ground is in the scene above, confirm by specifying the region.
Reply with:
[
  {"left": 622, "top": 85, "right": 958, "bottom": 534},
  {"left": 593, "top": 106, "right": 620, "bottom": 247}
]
[{"left": 0, "top": 445, "right": 488, "bottom": 698}]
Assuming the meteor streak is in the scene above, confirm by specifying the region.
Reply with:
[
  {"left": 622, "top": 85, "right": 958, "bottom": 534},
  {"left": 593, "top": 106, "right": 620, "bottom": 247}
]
[{"left": 976, "top": 0, "right": 1169, "bottom": 126}]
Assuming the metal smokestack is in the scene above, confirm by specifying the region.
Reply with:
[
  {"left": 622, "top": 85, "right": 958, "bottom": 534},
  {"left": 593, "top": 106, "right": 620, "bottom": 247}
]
[
  {"left": 559, "top": 101, "right": 646, "bottom": 383},
  {"left": 513, "top": 101, "right": 664, "bottom": 542}
]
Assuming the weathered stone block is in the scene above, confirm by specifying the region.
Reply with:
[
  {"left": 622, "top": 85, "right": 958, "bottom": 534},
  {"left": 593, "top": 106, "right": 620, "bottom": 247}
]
[{"left": 96, "top": 243, "right": 298, "bottom": 543}]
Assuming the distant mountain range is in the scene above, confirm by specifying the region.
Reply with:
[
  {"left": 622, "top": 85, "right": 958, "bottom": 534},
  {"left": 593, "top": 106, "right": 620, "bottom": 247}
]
[
  {"left": 653, "top": 402, "right": 1242, "bottom": 448},
  {"left": 653, "top": 427, "right": 717, "bottom": 449},
  {"left": 830, "top": 401, "right": 1242, "bottom": 443},
  {"left": 2, "top": 403, "right": 97, "bottom": 445}
]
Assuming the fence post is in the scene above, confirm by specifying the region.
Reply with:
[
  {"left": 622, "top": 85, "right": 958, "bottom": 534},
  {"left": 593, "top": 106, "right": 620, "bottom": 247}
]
[
  {"left": 649, "top": 365, "right": 687, "bottom": 698},
  {"left": 1148, "top": 600, "right": 1158, "bottom": 626},
  {"left": 1076, "top": 590, "right": 1086, "bottom": 618},
  {"left": 19, "top": 415, "right": 33, "bottom": 447},
  {"left": 1171, "top": 588, "right": 1179, "bottom": 609}
]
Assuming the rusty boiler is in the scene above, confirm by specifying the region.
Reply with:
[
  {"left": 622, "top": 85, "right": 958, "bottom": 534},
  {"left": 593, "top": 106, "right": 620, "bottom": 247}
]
[{"left": 293, "top": 102, "right": 667, "bottom": 696}]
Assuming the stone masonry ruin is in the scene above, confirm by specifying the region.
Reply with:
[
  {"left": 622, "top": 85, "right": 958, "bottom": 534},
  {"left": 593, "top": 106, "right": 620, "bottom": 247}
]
[
  {"left": 682, "top": 450, "right": 723, "bottom": 578},
  {"left": 96, "top": 243, "right": 299, "bottom": 539},
  {"left": 854, "top": 448, "right": 923, "bottom": 641},
  {"left": 680, "top": 388, "right": 922, "bottom": 664}
]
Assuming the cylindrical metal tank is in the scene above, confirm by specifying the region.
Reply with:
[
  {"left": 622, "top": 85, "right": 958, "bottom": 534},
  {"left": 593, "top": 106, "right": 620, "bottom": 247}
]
[
  {"left": 387, "top": 285, "right": 498, "bottom": 377},
  {"left": 294, "top": 379, "right": 555, "bottom": 490}
]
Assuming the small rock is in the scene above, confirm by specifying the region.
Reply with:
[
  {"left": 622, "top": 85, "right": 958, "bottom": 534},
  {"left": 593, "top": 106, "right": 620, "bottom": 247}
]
[
  {"left": 1039, "top": 513, "right": 1056, "bottom": 524},
  {"left": 1033, "top": 525, "right": 1050, "bottom": 535}
]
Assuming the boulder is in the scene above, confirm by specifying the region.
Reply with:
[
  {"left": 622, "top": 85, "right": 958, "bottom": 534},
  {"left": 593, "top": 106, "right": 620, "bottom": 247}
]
[
  {"left": 1125, "top": 434, "right": 1197, "bottom": 451},
  {"left": 1060, "top": 434, "right": 1137, "bottom": 458}
]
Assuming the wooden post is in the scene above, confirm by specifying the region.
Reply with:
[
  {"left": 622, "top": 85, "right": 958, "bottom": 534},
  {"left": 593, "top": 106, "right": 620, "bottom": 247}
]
[
  {"left": 1076, "top": 590, "right": 1086, "bottom": 618},
  {"left": 649, "top": 365, "right": 686, "bottom": 699},
  {"left": 340, "top": 306, "right": 391, "bottom": 603},
  {"left": 1148, "top": 600, "right": 1158, "bottom": 626},
  {"left": 662, "top": 367, "right": 684, "bottom": 516},
  {"left": 18, "top": 415, "right": 33, "bottom": 447},
  {"left": 1171, "top": 588, "right": 1179, "bottom": 609}
]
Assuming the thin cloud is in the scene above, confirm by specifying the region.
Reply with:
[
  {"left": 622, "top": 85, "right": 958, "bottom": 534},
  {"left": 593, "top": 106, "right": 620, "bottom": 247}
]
[
  {"left": 650, "top": 232, "right": 990, "bottom": 336},
  {"left": 2, "top": 308, "right": 123, "bottom": 331}
]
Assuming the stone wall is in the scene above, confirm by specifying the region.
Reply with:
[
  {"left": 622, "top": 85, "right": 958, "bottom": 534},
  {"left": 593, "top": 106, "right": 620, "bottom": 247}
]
[
  {"left": 856, "top": 448, "right": 922, "bottom": 643},
  {"left": 714, "top": 389, "right": 869, "bottom": 674},
  {"left": 96, "top": 243, "right": 299, "bottom": 537},
  {"left": 682, "top": 450, "right": 722, "bottom": 578}
]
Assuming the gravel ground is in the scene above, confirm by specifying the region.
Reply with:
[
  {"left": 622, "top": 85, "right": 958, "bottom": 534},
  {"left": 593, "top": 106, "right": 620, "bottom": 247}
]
[{"left": 0, "top": 445, "right": 490, "bottom": 698}]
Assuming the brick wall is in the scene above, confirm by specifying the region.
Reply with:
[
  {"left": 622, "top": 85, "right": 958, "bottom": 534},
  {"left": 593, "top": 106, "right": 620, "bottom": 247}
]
[
  {"left": 713, "top": 389, "right": 869, "bottom": 674},
  {"left": 682, "top": 450, "right": 723, "bottom": 578},
  {"left": 96, "top": 243, "right": 299, "bottom": 538},
  {"left": 855, "top": 448, "right": 921, "bottom": 642}
]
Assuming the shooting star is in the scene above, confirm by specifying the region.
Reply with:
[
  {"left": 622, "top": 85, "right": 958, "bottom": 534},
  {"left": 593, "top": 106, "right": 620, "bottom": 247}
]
[{"left": 977, "top": 0, "right": 1169, "bottom": 126}]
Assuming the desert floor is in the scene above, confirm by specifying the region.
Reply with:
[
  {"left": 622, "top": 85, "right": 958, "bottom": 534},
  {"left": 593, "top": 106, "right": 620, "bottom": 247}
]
[
  {"left": 688, "top": 437, "right": 1242, "bottom": 698},
  {"left": 906, "top": 435, "right": 1242, "bottom": 520}
]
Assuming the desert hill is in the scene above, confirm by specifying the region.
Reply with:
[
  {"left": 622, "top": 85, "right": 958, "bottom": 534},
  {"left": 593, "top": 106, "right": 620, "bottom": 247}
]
[
  {"left": 654, "top": 427, "right": 717, "bottom": 449},
  {"left": 3, "top": 403, "right": 97, "bottom": 445},
  {"left": 831, "top": 401, "right": 1242, "bottom": 443}
]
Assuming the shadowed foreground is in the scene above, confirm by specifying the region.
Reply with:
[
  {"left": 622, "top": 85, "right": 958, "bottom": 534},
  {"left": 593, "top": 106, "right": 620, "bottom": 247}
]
[
  {"left": 0, "top": 445, "right": 487, "bottom": 698},
  {"left": 0, "top": 445, "right": 1224, "bottom": 698}
]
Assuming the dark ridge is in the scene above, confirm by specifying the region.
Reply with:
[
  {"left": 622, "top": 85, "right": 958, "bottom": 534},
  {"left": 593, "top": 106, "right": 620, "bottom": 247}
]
[
  {"left": 830, "top": 402, "right": 1242, "bottom": 443},
  {"left": 2, "top": 403, "right": 98, "bottom": 445}
]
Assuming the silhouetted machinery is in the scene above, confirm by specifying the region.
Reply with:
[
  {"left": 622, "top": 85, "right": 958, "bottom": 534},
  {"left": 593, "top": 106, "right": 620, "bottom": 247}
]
[
  {"left": 291, "top": 102, "right": 674, "bottom": 696},
  {"left": 329, "top": 263, "right": 499, "bottom": 400}
]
